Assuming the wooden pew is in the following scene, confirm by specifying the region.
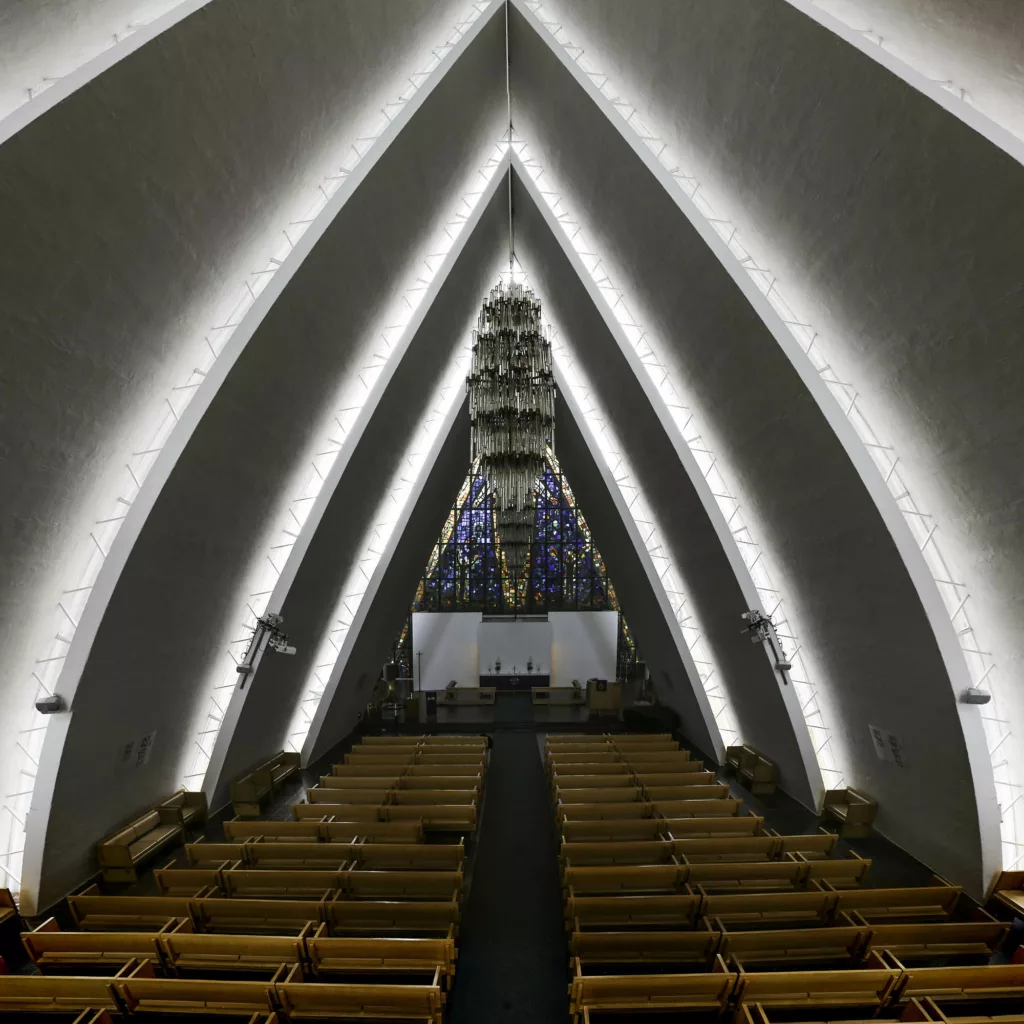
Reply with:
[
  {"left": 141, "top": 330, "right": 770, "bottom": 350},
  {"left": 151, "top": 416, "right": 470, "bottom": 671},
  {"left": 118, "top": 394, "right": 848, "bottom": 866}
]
[
  {"left": 727, "top": 744, "right": 779, "bottom": 796},
  {"left": 886, "top": 958, "right": 1024, "bottom": 1005},
  {"left": 559, "top": 798, "right": 742, "bottom": 822},
  {"left": 834, "top": 883, "right": 962, "bottom": 922},
  {"left": 358, "top": 735, "right": 483, "bottom": 746},
  {"left": 155, "top": 861, "right": 230, "bottom": 896},
  {"left": 384, "top": 803, "right": 476, "bottom": 830},
  {"left": 643, "top": 785, "right": 732, "bottom": 801},
  {"left": 702, "top": 889, "right": 838, "bottom": 927},
  {"left": 612, "top": 738, "right": 681, "bottom": 752},
  {"left": 547, "top": 752, "right": 622, "bottom": 765},
  {"left": 632, "top": 771, "right": 717, "bottom": 787},
  {"left": 275, "top": 963, "right": 443, "bottom": 1022},
  {"left": 822, "top": 787, "right": 877, "bottom": 838},
  {"left": 720, "top": 926, "right": 867, "bottom": 967},
  {"left": 22, "top": 919, "right": 169, "bottom": 973},
  {"left": 342, "top": 869, "right": 463, "bottom": 901},
  {"left": 240, "top": 839, "right": 463, "bottom": 871},
  {"left": 655, "top": 798, "right": 743, "bottom": 818},
  {"left": 570, "top": 928, "right": 719, "bottom": 967},
  {"left": 567, "top": 892, "right": 701, "bottom": 930},
  {"left": 316, "top": 775, "right": 400, "bottom": 790},
  {"left": 622, "top": 752, "right": 704, "bottom": 765},
  {"left": 734, "top": 957, "right": 897, "bottom": 1011},
  {"left": 243, "top": 844, "right": 348, "bottom": 869},
  {"left": 405, "top": 764, "right": 483, "bottom": 777},
  {"left": 221, "top": 868, "right": 348, "bottom": 900},
  {"left": 557, "top": 800, "right": 658, "bottom": 821},
  {"left": 801, "top": 852, "right": 872, "bottom": 889},
  {"left": 161, "top": 929, "right": 309, "bottom": 975},
  {"left": 119, "top": 959, "right": 280, "bottom": 1015},
  {"left": 306, "top": 787, "right": 391, "bottom": 805},
  {"left": 160, "top": 790, "right": 208, "bottom": 829},
  {"left": 570, "top": 955, "right": 734, "bottom": 1018},
  {"left": 96, "top": 805, "right": 185, "bottom": 883},
  {"left": 231, "top": 752, "right": 301, "bottom": 818},
  {"left": 672, "top": 836, "right": 779, "bottom": 862},
  {"left": 344, "top": 840, "right": 464, "bottom": 871},
  {"left": 224, "top": 820, "right": 322, "bottom": 843},
  {"left": 416, "top": 754, "right": 486, "bottom": 767},
  {"left": 323, "top": 898, "right": 459, "bottom": 937},
  {"left": 68, "top": 889, "right": 194, "bottom": 932},
  {"left": 559, "top": 834, "right": 790, "bottom": 868},
  {"left": 563, "top": 856, "right": 868, "bottom": 896},
  {"left": 563, "top": 864, "right": 686, "bottom": 895},
  {"left": 187, "top": 841, "right": 258, "bottom": 867},
  {"left": 687, "top": 859, "right": 811, "bottom": 892},
  {"left": 547, "top": 763, "right": 633, "bottom": 777},
  {"left": 561, "top": 813, "right": 763, "bottom": 842},
  {"left": 398, "top": 774, "right": 481, "bottom": 791},
  {"left": 328, "top": 764, "right": 412, "bottom": 779},
  {"left": 304, "top": 925, "right": 456, "bottom": 982},
  {"left": 0, "top": 973, "right": 126, "bottom": 1013},
  {"left": 551, "top": 774, "right": 636, "bottom": 790},
  {"left": 556, "top": 787, "right": 646, "bottom": 804},
  {"left": 389, "top": 789, "right": 477, "bottom": 806},
  {"left": 770, "top": 828, "right": 839, "bottom": 859},
  {"left": 193, "top": 898, "right": 324, "bottom": 936},
  {"left": 561, "top": 840, "right": 678, "bottom": 866},
  {"left": 323, "top": 821, "right": 424, "bottom": 843},
  {"left": 864, "top": 919, "right": 1009, "bottom": 960}
]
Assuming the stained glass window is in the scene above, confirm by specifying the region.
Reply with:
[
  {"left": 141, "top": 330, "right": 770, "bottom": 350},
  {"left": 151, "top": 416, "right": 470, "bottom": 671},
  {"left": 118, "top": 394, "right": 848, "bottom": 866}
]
[{"left": 393, "top": 451, "right": 638, "bottom": 677}]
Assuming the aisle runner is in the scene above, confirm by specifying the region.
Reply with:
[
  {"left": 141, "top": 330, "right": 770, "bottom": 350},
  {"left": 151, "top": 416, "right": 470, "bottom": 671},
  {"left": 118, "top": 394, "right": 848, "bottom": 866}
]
[{"left": 448, "top": 731, "right": 569, "bottom": 1022}]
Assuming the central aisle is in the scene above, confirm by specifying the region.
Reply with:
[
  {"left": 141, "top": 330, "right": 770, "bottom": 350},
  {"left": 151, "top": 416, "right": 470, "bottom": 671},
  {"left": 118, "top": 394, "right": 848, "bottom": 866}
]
[{"left": 449, "top": 730, "right": 570, "bottom": 1023}]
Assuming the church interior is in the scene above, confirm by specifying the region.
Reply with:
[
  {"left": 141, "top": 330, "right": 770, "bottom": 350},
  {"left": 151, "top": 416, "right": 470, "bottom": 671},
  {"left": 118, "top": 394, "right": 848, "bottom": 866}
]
[{"left": 1, "top": 0, "right": 1024, "bottom": 1020}]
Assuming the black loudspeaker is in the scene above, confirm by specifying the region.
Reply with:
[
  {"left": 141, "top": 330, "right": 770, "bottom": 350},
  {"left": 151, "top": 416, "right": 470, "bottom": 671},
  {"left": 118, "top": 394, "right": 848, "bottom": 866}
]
[{"left": 382, "top": 662, "right": 398, "bottom": 684}]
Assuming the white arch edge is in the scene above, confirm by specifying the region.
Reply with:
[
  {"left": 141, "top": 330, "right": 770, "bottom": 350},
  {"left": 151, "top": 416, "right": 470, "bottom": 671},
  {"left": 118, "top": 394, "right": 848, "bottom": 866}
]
[
  {"left": 298, "top": 394, "right": 470, "bottom": 765},
  {"left": 16, "top": 0, "right": 504, "bottom": 914},
  {"left": 781, "top": 0, "right": 1024, "bottom": 169},
  {"left": 200, "top": 156, "right": 510, "bottom": 801},
  {"left": 513, "top": 0, "right": 1001, "bottom": 891},
  {"left": 549, "top": 358, "right": 727, "bottom": 764},
  {"left": 0, "top": 0, "right": 214, "bottom": 149},
  {"left": 512, "top": 153, "right": 824, "bottom": 807}
]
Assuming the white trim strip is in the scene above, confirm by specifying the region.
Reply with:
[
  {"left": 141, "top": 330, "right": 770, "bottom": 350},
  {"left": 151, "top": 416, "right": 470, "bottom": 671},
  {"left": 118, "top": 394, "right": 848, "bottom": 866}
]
[
  {"left": 0, "top": 1, "right": 213, "bottom": 147},
  {"left": 783, "top": 0, "right": 1024, "bottom": 168},
  {"left": 515, "top": 0, "right": 1004, "bottom": 876},
  {"left": 13, "top": 0, "right": 498, "bottom": 912}
]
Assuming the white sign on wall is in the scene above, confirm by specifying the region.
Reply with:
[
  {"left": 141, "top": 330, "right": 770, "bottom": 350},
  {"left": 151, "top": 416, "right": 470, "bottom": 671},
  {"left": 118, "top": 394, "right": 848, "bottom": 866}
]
[
  {"left": 116, "top": 731, "right": 157, "bottom": 771},
  {"left": 869, "top": 724, "right": 905, "bottom": 768}
]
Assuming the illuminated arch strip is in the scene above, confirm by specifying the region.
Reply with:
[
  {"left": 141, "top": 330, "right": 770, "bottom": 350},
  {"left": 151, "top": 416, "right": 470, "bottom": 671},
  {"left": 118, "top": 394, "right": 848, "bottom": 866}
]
[
  {"left": 202, "top": 146, "right": 510, "bottom": 788},
  {"left": 511, "top": 138, "right": 842, "bottom": 789},
  {"left": 547, "top": 313, "right": 731, "bottom": 757},
  {"left": 516, "top": 0, "right": 1007, "bottom": 870},
  {"left": 290, "top": 261, "right": 506, "bottom": 758},
  {"left": 10, "top": 1, "right": 496, "bottom": 906},
  {"left": 0, "top": 1, "right": 213, "bottom": 146},
  {"left": 783, "top": 0, "right": 1024, "bottom": 167},
  {"left": 513, "top": 163, "right": 825, "bottom": 797}
]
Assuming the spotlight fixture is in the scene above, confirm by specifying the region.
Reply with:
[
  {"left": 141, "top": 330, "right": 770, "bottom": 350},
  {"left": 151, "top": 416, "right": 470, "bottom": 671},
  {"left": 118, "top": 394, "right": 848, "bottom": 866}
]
[
  {"left": 741, "top": 609, "right": 791, "bottom": 684},
  {"left": 236, "top": 612, "right": 296, "bottom": 688}
]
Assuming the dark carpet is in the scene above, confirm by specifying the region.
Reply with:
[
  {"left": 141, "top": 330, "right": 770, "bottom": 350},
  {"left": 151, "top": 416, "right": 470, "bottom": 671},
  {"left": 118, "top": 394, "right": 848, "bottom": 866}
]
[{"left": 448, "top": 730, "right": 569, "bottom": 1023}]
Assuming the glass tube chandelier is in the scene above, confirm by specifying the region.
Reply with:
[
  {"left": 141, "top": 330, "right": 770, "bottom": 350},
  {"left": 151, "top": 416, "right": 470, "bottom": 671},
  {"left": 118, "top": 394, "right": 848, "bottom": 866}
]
[{"left": 467, "top": 282, "right": 555, "bottom": 576}]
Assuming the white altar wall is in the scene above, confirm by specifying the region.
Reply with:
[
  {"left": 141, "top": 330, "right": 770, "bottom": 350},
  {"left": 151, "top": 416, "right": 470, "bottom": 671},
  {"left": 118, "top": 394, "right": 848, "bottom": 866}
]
[
  {"left": 411, "top": 610, "right": 619, "bottom": 689},
  {"left": 411, "top": 612, "right": 480, "bottom": 691},
  {"left": 549, "top": 610, "right": 618, "bottom": 686},
  {"left": 478, "top": 620, "right": 552, "bottom": 678}
]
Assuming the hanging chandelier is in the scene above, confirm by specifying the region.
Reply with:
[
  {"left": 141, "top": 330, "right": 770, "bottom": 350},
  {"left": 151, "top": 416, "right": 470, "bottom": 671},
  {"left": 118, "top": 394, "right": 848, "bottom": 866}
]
[{"left": 467, "top": 282, "right": 555, "bottom": 575}]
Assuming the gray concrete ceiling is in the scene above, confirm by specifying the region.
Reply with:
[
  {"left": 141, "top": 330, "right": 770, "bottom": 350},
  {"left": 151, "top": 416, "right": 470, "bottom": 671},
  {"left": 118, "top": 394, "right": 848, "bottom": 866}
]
[{"left": 2, "top": 0, "right": 1022, "bottom": 906}]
